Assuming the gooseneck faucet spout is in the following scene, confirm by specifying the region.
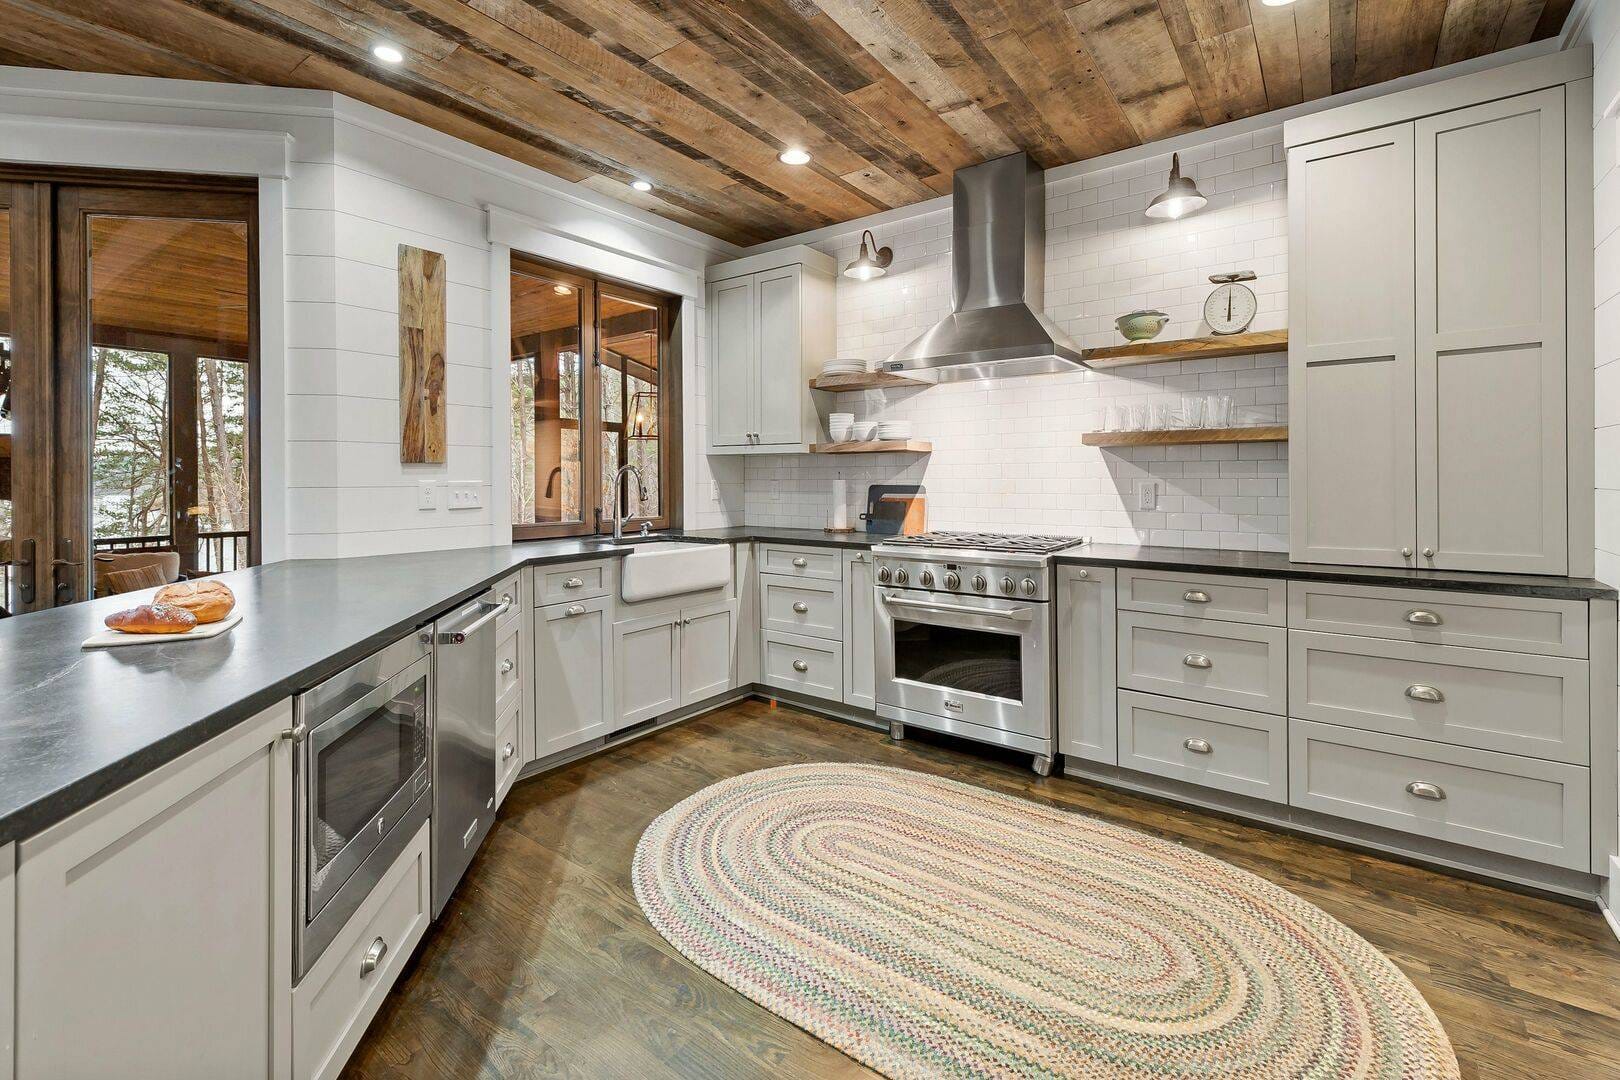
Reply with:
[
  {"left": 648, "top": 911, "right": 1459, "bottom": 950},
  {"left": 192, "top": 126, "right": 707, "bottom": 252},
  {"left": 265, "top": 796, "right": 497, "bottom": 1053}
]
[{"left": 611, "top": 464, "right": 647, "bottom": 542}]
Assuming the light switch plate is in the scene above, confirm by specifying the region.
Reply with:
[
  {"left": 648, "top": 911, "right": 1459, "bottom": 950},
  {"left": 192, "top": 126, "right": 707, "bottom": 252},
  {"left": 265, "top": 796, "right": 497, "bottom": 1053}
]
[
  {"left": 417, "top": 481, "right": 437, "bottom": 511},
  {"left": 447, "top": 483, "right": 482, "bottom": 510},
  {"left": 1134, "top": 479, "right": 1159, "bottom": 511}
]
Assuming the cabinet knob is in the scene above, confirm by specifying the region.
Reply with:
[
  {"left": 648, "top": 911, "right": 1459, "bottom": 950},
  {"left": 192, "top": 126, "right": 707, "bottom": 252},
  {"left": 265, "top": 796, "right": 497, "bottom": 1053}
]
[
  {"left": 1421, "top": 547, "right": 1435, "bottom": 558},
  {"left": 1183, "top": 737, "right": 1213, "bottom": 755},
  {"left": 565, "top": 604, "right": 587, "bottom": 616},
  {"left": 1405, "top": 683, "right": 1444, "bottom": 703},
  {"left": 792, "top": 601, "right": 810, "bottom": 614},
  {"left": 1183, "top": 590, "right": 1211, "bottom": 604},
  {"left": 501, "top": 592, "right": 514, "bottom": 608},
  {"left": 1405, "top": 609, "right": 1442, "bottom": 626},
  {"left": 279, "top": 723, "right": 308, "bottom": 743},
  {"left": 1405, "top": 781, "right": 1446, "bottom": 802},
  {"left": 500, "top": 658, "right": 515, "bottom": 675},
  {"left": 502, "top": 741, "right": 516, "bottom": 761},
  {"left": 564, "top": 577, "right": 584, "bottom": 589},
  {"left": 1075, "top": 569, "right": 1089, "bottom": 580},
  {"left": 360, "top": 937, "right": 389, "bottom": 977},
  {"left": 1182, "top": 653, "right": 1213, "bottom": 669},
  {"left": 792, "top": 557, "right": 808, "bottom": 568},
  {"left": 1400, "top": 547, "right": 1413, "bottom": 558},
  {"left": 792, "top": 659, "right": 809, "bottom": 672}
]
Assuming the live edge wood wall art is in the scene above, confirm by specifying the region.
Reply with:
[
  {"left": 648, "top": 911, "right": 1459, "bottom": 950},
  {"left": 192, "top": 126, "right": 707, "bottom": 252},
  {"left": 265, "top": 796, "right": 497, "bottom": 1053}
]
[{"left": 399, "top": 244, "right": 446, "bottom": 465}]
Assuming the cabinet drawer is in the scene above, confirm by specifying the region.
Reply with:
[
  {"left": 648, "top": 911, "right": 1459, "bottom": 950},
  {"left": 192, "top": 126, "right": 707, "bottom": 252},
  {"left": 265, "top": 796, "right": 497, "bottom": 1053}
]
[
  {"left": 1286, "top": 580, "right": 1587, "bottom": 657},
  {"left": 759, "top": 544, "right": 842, "bottom": 581},
  {"left": 1117, "top": 569, "right": 1286, "bottom": 626},
  {"left": 492, "top": 573, "right": 521, "bottom": 636},
  {"left": 495, "top": 626, "right": 522, "bottom": 712},
  {"left": 760, "top": 573, "right": 842, "bottom": 640},
  {"left": 536, "top": 561, "right": 608, "bottom": 605},
  {"left": 1288, "top": 631, "right": 1589, "bottom": 764},
  {"left": 496, "top": 696, "right": 522, "bottom": 806},
  {"left": 1288, "top": 720, "right": 1590, "bottom": 871},
  {"left": 762, "top": 630, "right": 844, "bottom": 701},
  {"left": 1118, "top": 691, "right": 1287, "bottom": 803},
  {"left": 1117, "top": 611, "right": 1287, "bottom": 714},
  {"left": 293, "top": 819, "right": 431, "bottom": 1080}
]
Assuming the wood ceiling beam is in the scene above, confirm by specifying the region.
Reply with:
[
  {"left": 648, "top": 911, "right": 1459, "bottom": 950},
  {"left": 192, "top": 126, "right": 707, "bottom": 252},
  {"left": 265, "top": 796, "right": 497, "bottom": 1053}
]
[
  {"left": 1160, "top": 0, "right": 1271, "bottom": 125},
  {"left": 1067, "top": 0, "right": 1205, "bottom": 144}
]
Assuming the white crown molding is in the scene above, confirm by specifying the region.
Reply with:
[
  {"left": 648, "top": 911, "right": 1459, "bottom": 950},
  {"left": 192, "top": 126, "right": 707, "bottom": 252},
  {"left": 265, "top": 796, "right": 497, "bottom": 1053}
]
[
  {"left": 486, "top": 204, "right": 703, "bottom": 300},
  {"left": 0, "top": 111, "right": 291, "bottom": 178}
]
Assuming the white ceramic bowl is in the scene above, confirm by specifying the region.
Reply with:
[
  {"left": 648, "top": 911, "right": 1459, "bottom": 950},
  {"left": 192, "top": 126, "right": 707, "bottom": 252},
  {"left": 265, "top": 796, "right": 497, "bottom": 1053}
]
[
  {"left": 853, "top": 420, "right": 878, "bottom": 440},
  {"left": 829, "top": 423, "right": 854, "bottom": 442}
]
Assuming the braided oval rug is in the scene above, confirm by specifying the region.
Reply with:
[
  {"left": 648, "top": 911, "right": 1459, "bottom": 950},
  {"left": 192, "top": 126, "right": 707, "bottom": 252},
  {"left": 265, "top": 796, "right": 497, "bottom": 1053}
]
[{"left": 632, "top": 763, "right": 1459, "bottom": 1079}]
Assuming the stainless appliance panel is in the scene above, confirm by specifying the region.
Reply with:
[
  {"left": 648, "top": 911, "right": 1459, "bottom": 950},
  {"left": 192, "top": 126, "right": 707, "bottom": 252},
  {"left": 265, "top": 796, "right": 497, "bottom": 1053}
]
[{"left": 430, "top": 593, "right": 503, "bottom": 916}]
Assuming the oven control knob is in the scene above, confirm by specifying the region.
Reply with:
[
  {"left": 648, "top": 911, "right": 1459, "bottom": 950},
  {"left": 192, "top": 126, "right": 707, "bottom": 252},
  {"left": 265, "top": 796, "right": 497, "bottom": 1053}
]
[
  {"left": 919, "top": 570, "right": 934, "bottom": 588},
  {"left": 1020, "top": 577, "right": 1038, "bottom": 596},
  {"left": 894, "top": 568, "right": 908, "bottom": 586},
  {"left": 876, "top": 565, "right": 891, "bottom": 584},
  {"left": 971, "top": 573, "right": 987, "bottom": 593},
  {"left": 943, "top": 571, "right": 960, "bottom": 591},
  {"left": 1000, "top": 576, "right": 1015, "bottom": 595}
]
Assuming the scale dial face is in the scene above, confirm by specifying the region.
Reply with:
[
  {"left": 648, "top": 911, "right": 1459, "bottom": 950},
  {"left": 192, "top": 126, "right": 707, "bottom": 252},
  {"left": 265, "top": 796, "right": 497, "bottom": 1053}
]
[{"left": 1204, "top": 283, "right": 1257, "bottom": 335}]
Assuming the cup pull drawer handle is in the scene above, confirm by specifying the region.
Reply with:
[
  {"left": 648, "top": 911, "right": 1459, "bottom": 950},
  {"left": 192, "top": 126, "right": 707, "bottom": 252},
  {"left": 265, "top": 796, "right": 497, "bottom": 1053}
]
[
  {"left": 1183, "top": 653, "right": 1213, "bottom": 669},
  {"left": 792, "top": 659, "right": 809, "bottom": 672},
  {"left": 360, "top": 937, "right": 388, "bottom": 977},
  {"left": 1183, "top": 590, "right": 1211, "bottom": 603},
  {"left": 563, "top": 577, "right": 584, "bottom": 589},
  {"left": 1405, "top": 781, "right": 1446, "bottom": 801},
  {"left": 792, "top": 601, "right": 810, "bottom": 614},
  {"left": 1183, "top": 738, "right": 1212, "bottom": 754},
  {"left": 499, "top": 658, "right": 515, "bottom": 675},
  {"left": 1405, "top": 610, "right": 1443, "bottom": 626},
  {"left": 565, "top": 604, "right": 587, "bottom": 616},
  {"left": 1405, "top": 684, "right": 1444, "bottom": 703},
  {"left": 791, "top": 557, "right": 809, "bottom": 568},
  {"left": 502, "top": 741, "right": 516, "bottom": 761}
]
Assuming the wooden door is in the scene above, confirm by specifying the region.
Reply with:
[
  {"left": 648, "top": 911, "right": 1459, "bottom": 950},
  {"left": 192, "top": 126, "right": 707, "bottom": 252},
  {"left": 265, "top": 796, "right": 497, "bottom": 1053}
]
[
  {"left": 1056, "top": 565, "right": 1117, "bottom": 764},
  {"left": 0, "top": 180, "right": 51, "bottom": 615},
  {"left": 534, "top": 596, "right": 612, "bottom": 757},
  {"left": 1288, "top": 126, "right": 1418, "bottom": 567},
  {"left": 842, "top": 549, "right": 876, "bottom": 711},
  {"left": 680, "top": 598, "right": 737, "bottom": 706},
  {"left": 707, "top": 276, "right": 755, "bottom": 447},
  {"left": 14, "top": 700, "right": 292, "bottom": 1078},
  {"left": 754, "top": 265, "right": 803, "bottom": 446},
  {"left": 1416, "top": 89, "right": 1567, "bottom": 574},
  {"left": 613, "top": 609, "right": 681, "bottom": 727}
]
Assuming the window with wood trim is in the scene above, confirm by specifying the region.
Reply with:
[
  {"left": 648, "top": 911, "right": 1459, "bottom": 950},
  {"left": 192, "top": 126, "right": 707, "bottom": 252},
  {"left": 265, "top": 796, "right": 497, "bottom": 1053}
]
[{"left": 509, "top": 256, "right": 679, "bottom": 539}]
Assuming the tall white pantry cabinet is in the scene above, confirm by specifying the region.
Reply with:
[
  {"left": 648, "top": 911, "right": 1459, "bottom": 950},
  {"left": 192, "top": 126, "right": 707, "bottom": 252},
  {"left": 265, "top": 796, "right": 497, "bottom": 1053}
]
[{"left": 1287, "top": 50, "right": 1594, "bottom": 578}]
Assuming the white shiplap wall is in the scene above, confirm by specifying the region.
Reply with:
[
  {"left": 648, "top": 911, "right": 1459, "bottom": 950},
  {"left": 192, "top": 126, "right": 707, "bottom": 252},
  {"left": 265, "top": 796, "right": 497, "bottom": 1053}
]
[{"left": 742, "top": 127, "right": 1290, "bottom": 549}]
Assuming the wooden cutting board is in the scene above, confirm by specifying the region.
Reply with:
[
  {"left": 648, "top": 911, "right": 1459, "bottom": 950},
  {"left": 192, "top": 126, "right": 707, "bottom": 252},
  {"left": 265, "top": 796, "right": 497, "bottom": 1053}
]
[{"left": 82, "top": 610, "right": 243, "bottom": 649}]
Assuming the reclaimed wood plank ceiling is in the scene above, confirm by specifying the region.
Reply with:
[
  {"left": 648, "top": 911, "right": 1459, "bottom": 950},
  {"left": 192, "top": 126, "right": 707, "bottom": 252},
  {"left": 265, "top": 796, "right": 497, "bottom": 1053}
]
[{"left": 0, "top": 0, "right": 1575, "bottom": 244}]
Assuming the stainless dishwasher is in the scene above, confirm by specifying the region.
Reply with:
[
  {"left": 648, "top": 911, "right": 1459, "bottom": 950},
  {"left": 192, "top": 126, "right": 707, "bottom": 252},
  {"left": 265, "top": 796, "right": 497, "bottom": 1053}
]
[{"left": 428, "top": 591, "right": 506, "bottom": 915}]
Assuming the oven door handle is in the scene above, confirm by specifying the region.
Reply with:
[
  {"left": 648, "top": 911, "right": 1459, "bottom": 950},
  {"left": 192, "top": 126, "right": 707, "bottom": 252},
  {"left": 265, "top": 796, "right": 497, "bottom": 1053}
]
[{"left": 881, "top": 595, "right": 1034, "bottom": 622}]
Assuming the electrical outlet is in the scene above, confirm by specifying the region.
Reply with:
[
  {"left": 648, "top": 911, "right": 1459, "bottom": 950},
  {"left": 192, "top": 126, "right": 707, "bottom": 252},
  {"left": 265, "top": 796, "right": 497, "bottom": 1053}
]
[
  {"left": 417, "top": 481, "right": 437, "bottom": 511},
  {"left": 1134, "top": 479, "right": 1159, "bottom": 511},
  {"left": 447, "top": 483, "right": 483, "bottom": 510},
  {"left": 709, "top": 480, "right": 721, "bottom": 503}
]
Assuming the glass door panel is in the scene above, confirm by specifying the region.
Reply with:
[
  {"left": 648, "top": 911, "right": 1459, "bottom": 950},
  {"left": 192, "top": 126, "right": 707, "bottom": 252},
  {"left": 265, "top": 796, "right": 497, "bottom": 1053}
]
[
  {"left": 510, "top": 267, "right": 590, "bottom": 530},
  {"left": 599, "top": 290, "right": 660, "bottom": 522},
  {"left": 195, "top": 356, "right": 250, "bottom": 573},
  {"left": 1, "top": 206, "right": 12, "bottom": 612}
]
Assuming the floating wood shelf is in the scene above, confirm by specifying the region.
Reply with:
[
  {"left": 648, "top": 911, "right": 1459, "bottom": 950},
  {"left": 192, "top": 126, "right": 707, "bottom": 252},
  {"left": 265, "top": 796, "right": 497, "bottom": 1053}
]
[
  {"left": 808, "top": 370, "right": 930, "bottom": 392},
  {"left": 1082, "top": 330, "right": 1288, "bottom": 371},
  {"left": 1082, "top": 425, "right": 1289, "bottom": 448},
  {"left": 810, "top": 439, "right": 933, "bottom": 455}
]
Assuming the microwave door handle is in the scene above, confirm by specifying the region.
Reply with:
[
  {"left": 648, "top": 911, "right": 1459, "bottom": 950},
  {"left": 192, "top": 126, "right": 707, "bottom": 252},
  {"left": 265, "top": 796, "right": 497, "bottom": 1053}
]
[
  {"left": 433, "top": 598, "right": 508, "bottom": 645},
  {"left": 881, "top": 595, "right": 1034, "bottom": 622}
]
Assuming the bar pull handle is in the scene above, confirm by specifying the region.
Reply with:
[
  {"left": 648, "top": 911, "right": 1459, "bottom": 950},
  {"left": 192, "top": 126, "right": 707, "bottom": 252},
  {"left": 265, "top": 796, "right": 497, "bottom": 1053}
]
[
  {"left": 1405, "top": 610, "right": 1442, "bottom": 626},
  {"left": 1405, "top": 781, "right": 1445, "bottom": 801},
  {"left": 1183, "top": 738, "right": 1212, "bottom": 755},
  {"left": 1183, "top": 653, "right": 1212, "bottom": 669},
  {"left": 1405, "top": 684, "right": 1444, "bottom": 703},
  {"left": 1183, "top": 590, "right": 1211, "bottom": 604}
]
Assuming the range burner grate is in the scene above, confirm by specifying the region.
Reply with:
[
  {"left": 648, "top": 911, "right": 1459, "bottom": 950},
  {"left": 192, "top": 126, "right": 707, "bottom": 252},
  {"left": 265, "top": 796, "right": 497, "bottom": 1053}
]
[{"left": 880, "top": 531, "right": 1086, "bottom": 555}]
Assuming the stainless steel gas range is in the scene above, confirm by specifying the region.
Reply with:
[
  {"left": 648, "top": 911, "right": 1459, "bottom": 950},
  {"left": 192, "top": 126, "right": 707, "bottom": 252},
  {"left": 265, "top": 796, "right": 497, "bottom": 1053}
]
[{"left": 872, "top": 531, "right": 1087, "bottom": 776}]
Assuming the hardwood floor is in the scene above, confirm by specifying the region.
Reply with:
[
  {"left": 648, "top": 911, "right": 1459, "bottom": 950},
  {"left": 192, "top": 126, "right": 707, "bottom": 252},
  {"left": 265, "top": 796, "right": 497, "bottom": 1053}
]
[{"left": 344, "top": 699, "right": 1620, "bottom": 1079}]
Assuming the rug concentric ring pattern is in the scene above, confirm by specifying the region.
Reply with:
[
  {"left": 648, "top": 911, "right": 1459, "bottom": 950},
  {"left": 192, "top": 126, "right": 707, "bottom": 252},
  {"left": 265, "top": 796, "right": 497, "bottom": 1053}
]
[{"left": 632, "top": 763, "right": 1459, "bottom": 1079}]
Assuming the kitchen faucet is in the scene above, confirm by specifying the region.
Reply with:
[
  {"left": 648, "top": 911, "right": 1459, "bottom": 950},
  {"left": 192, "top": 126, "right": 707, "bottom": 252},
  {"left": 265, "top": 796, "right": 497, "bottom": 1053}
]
[{"left": 610, "top": 463, "right": 646, "bottom": 542}]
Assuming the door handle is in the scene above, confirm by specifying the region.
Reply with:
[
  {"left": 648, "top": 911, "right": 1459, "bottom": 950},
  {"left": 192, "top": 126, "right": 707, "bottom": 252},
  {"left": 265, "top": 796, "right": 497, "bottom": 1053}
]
[
  {"left": 13, "top": 537, "right": 36, "bottom": 605},
  {"left": 51, "top": 537, "right": 80, "bottom": 604},
  {"left": 434, "top": 600, "right": 506, "bottom": 644},
  {"left": 1183, "top": 653, "right": 1213, "bottom": 669},
  {"left": 881, "top": 595, "right": 1035, "bottom": 622}
]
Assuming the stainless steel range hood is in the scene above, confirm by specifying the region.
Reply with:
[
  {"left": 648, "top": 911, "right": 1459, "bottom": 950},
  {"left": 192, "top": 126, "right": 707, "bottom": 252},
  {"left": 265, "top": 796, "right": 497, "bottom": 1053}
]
[{"left": 879, "top": 152, "right": 1084, "bottom": 382}]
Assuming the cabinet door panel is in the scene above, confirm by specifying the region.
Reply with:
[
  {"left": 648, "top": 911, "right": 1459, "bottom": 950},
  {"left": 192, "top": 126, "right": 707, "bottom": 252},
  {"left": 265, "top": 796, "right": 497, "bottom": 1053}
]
[
  {"left": 754, "top": 265, "right": 803, "bottom": 446},
  {"left": 1057, "top": 566, "right": 1117, "bottom": 764},
  {"left": 1416, "top": 89, "right": 1566, "bottom": 574},
  {"left": 708, "top": 276, "right": 755, "bottom": 447},
  {"left": 843, "top": 551, "right": 876, "bottom": 711},
  {"left": 536, "top": 596, "right": 612, "bottom": 757},
  {"left": 681, "top": 599, "right": 737, "bottom": 706},
  {"left": 1289, "top": 125, "right": 1417, "bottom": 567},
  {"left": 614, "top": 611, "right": 680, "bottom": 727}
]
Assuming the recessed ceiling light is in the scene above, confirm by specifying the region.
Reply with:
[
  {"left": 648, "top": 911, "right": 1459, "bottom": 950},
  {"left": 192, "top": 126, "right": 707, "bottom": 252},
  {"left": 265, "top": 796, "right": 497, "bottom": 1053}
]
[
  {"left": 371, "top": 42, "right": 405, "bottom": 64},
  {"left": 1259, "top": 0, "right": 1296, "bottom": 6},
  {"left": 630, "top": 179, "right": 653, "bottom": 192},
  {"left": 553, "top": 284, "right": 572, "bottom": 296},
  {"left": 778, "top": 148, "right": 812, "bottom": 166}
]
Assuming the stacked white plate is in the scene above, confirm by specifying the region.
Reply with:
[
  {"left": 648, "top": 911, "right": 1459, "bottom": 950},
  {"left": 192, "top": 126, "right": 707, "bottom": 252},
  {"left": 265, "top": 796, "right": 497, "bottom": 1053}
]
[
  {"left": 876, "top": 420, "right": 912, "bottom": 441},
  {"left": 820, "top": 358, "right": 866, "bottom": 377}
]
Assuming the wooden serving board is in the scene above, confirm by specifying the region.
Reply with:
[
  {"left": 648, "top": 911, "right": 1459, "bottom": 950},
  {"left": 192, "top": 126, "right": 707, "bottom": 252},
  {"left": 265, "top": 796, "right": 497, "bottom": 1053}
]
[{"left": 82, "top": 610, "right": 243, "bottom": 650}]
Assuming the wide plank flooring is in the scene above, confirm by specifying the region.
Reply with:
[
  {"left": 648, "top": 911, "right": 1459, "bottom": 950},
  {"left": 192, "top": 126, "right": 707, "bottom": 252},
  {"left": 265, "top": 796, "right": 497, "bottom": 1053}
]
[{"left": 344, "top": 699, "right": 1620, "bottom": 1079}]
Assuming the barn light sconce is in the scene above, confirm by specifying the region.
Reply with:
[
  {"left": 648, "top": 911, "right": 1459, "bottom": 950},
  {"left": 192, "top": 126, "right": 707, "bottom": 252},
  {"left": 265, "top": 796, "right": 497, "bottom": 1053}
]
[
  {"left": 843, "top": 230, "right": 893, "bottom": 281},
  {"left": 1145, "top": 153, "right": 1208, "bottom": 220}
]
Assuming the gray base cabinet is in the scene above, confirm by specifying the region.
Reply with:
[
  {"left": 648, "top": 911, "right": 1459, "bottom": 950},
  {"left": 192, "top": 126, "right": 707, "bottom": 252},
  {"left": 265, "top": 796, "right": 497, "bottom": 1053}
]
[
  {"left": 1056, "top": 566, "right": 1117, "bottom": 764},
  {"left": 843, "top": 551, "right": 876, "bottom": 711},
  {"left": 614, "top": 599, "right": 737, "bottom": 727},
  {"left": 535, "top": 595, "right": 614, "bottom": 757},
  {"left": 13, "top": 700, "right": 294, "bottom": 1079}
]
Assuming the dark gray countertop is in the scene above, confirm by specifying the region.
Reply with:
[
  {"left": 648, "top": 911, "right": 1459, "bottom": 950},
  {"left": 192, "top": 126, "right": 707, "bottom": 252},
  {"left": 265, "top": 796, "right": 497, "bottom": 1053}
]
[{"left": 2, "top": 527, "right": 1610, "bottom": 847}]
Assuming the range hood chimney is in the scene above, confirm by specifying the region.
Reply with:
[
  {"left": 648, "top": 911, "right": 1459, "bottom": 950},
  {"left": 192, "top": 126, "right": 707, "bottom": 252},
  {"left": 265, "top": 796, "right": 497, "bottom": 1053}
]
[{"left": 879, "top": 152, "right": 1084, "bottom": 382}]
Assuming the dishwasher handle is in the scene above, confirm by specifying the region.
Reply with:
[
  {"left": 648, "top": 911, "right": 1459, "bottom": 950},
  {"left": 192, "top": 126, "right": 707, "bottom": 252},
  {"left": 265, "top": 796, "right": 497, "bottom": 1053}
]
[{"left": 429, "top": 598, "right": 510, "bottom": 645}]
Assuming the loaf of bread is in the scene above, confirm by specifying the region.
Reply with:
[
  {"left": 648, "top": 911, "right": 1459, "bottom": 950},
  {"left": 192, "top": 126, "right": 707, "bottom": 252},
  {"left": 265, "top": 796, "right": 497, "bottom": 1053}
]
[
  {"left": 154, "top": 579, "right": 235, "bottom": 624},
  {"left": 105, "top": 603, "right": 199, "bottom": 635}
]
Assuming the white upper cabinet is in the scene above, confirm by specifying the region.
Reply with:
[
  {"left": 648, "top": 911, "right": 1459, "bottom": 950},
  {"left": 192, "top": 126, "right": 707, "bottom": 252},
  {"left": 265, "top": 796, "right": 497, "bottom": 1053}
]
[
  {"left": 706, "top": 246, "right": 835, "bottom": 454},
  {"left": 1415, "top": 88, "right": 1567, "bottom": 575},
  {"left": 1288, "top": 61, "right": 1579, "bottom": 577},
  {"left": 1288, "top": 125, "right": 1417, "bottom": 568}
]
